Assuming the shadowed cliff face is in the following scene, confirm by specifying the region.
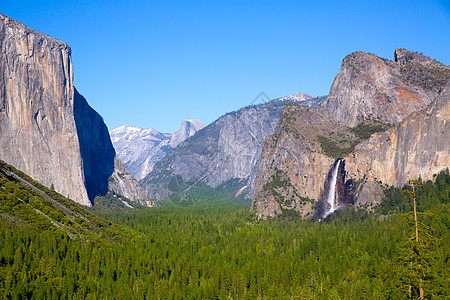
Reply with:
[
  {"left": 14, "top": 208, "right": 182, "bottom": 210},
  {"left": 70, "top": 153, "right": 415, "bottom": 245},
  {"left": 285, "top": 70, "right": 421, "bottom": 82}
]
[
  {"left": 74, "top": 89, "right": 151, "bottom": 205},
  {"left": 73, "top": 88, "right": 115, "bottom": 200}
]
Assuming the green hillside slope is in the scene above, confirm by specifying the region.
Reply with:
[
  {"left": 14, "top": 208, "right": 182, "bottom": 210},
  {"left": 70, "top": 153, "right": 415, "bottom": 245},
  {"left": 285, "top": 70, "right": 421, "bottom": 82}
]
[{"left": 0, "top": 160, "right": 448, "bottom": 298}]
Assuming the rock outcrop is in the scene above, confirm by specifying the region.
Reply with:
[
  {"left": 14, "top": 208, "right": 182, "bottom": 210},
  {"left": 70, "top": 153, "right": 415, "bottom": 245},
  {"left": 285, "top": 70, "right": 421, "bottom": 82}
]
[
  {"left": 0, "top": 13, "right": 150, "bottom": 206},
  {"left": 110, "top": 120, "right": 206, "bottom": 180},
  {"left": 251, "top": 104, "right": 359, "bottom": 218},
  {"left": 169, "top": 119, "right": 206, "bottom": 148},
  {"left": 344, "top": 80, "right": 450, "bottom": 207},
  {"left": 321, "top": 49, "right": 450, "bottom": 127},
  {"left": 107, "top": 156, "right": 153, "bottom": 206}
]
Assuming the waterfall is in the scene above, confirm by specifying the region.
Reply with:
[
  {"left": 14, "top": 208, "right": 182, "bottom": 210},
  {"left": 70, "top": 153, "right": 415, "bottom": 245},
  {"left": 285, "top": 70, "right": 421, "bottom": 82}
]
[{"left": 323, "top": 159, "right": 341, "bottom": 218}]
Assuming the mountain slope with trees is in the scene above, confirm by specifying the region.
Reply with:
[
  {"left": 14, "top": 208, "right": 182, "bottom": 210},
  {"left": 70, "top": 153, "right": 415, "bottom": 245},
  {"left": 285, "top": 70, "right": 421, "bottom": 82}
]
[{"left": 1, "top": 163, "right": 448, "bottom": 298}]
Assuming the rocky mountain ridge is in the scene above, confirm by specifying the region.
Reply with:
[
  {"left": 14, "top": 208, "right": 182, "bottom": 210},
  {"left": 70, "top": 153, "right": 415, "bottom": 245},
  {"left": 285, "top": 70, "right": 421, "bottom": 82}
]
[
  {"left": 110, "top": 120, "right": 206, "bottom": 180},
  {"left": 252, "top": 49, "right": 450, "bottom": 219},
  {"left": 140, "top": 95, "right": 325, "bottom": 202},
  {"left": 321, "top": 49, "right": 449, "bottom": 127},
  {"left": 0, "top": 13, "right": 151, "bottom": 206}
]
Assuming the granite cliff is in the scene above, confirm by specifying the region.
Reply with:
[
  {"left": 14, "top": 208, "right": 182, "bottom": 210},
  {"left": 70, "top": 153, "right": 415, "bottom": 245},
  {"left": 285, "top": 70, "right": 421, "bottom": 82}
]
[
  {"left": 74, "top": 90, "right": 150, "bottom": 205},
  {"left": 140, "top": 102, "right": 282, "bottom": 201},
  {"left": 107, "top": 156, "right": 154, "bottom": 206},
  {"left": 344, "top": 80, "right": 450, "bottom": 208},
  {"left": 321, "top": 49, "right": 450, "bottom": 127},
  {"left": 0, "top": 14, "right": 150, "bottom": 206},
  {"left": 251, "top": 104, "right": 359, "bottom": 218}
]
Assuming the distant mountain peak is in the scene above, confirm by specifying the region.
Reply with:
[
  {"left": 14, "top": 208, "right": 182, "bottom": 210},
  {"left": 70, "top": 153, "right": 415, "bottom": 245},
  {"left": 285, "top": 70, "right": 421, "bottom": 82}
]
[
  {"left": 170, "top": 119, "right": 206, "bottom": 148},
  {"left": 278, "top": 92, "right": 313, "bottom": 102},
  {"left": 110, "top": 119, "right": 206, "bottom": 180}
]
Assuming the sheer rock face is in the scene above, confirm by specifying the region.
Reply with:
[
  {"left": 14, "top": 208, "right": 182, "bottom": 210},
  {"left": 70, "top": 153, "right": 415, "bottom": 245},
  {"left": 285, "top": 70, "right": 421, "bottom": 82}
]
[
  {"left": 0, "top": 14, "right": 149, "bottom": 206},
  {"left": 169, "top": 119, "right": 206, "bottom": 148},
  {"left": 141, "top": 95, "right": 327, "bottom": 202},
  {"left": 73, "top": 89, "right": 115, "bottom": 201},
  {"left": 344, "top": 80, "right": 450, "bottom": 206},
  {"left": 0, "top": 14, "right": 90, "bottom": 205},
  {"left": 321, "top": 49, "right": 450, "bottom": 127},
  {"left": 73, "top": 90, "right": 152, "bottom": 206},
  {"left": 251, "top": 104, "right": 358, "bottom": 219}
]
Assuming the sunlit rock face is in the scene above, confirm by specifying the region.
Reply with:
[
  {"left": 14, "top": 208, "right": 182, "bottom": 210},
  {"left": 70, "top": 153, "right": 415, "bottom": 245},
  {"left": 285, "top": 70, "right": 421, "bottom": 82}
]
[
  {"left": 140, "top": 103, "right": 283, "bottom": 201},
  {"left": 251, "top": 104, "right": 358, "bottom": 219},
  {"left": 0, "top": 13, "right": 150, "bottom": 206},
  {"left": 344, "top": 80, "right": 450, "bottom": 206},
  {"left": 321, "top": 49, "right": 449, "bottom": 127},
  {"left": 0, "top": 14, "right": 91, "bottom": 205},
  {"left": 107, "top": 156, "right": 154, "bottom": 207}
]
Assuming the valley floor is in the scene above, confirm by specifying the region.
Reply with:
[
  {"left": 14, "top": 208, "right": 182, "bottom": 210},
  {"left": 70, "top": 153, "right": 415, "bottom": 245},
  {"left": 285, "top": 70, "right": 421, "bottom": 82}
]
[{"left": 0, "top": 169, "right": 449, "bottom": 299}]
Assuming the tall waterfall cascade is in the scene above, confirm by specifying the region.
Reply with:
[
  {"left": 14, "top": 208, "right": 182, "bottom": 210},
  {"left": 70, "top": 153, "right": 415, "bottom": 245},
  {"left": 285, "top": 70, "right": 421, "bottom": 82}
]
[{"left": 323, "top": 159, "right": 341, "bottom": 218}]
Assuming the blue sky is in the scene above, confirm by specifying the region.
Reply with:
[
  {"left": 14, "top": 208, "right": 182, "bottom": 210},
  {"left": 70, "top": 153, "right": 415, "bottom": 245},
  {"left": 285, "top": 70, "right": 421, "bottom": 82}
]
[{"left": 2, "top": 0, "right": 450, "bottom": 132}]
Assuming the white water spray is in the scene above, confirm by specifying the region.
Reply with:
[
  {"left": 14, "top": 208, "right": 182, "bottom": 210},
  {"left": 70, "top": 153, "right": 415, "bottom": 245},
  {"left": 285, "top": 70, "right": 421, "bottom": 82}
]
[{"left": 323, "top": 159, "right": 341, "bottom": 218}]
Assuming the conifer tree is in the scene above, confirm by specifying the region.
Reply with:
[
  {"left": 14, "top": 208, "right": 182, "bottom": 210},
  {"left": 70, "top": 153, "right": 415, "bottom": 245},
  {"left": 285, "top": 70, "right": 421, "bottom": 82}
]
[{"left": 399, "top": 179, "right": 436, "bottom": 299}]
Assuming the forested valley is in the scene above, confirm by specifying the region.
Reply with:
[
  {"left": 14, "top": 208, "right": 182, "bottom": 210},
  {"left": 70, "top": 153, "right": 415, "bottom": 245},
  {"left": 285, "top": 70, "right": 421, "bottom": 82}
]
[{"left": 0, "top": 159, "right": 449, "bottom": 299}]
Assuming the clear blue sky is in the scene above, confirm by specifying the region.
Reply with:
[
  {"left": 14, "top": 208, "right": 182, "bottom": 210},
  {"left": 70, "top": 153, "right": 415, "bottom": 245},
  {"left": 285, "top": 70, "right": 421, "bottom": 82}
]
[{"left": 2, "top": 0, "right": 450, "bottom": 132}]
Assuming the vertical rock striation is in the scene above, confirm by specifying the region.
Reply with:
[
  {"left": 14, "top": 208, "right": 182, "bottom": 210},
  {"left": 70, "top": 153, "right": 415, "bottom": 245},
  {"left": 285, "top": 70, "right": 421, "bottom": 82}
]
[
  {"left": 253, "top": 49, "right": 449, "bottom": 219},
  {"left": 0, "top": 14, "right": 90, "bottom": 205},
  {"left": 344, "top": 80, "right": 450, "bottom": 206},
  {"left": 0, "top": 14, "right": 150, "bottom": 206}
]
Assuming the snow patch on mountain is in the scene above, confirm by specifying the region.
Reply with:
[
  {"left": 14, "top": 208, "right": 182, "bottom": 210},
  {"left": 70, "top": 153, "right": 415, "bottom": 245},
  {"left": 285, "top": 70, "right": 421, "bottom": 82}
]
[{"left": 110, "top": 120, "right": 206, "bottom": 180}]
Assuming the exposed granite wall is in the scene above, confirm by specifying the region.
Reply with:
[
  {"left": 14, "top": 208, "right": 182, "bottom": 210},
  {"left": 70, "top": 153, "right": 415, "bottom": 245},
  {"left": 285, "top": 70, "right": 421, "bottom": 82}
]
[{"left": 0, "top": 14, "right": 151, "bottom": 206}]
